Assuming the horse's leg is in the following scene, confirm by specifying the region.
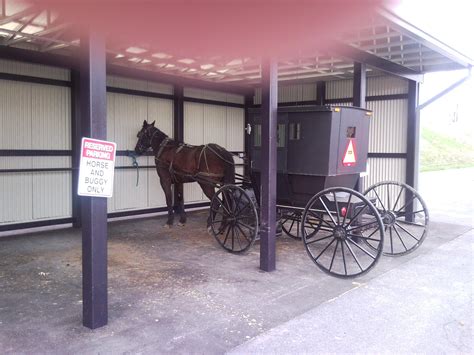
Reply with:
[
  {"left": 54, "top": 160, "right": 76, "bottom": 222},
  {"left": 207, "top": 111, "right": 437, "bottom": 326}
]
[
  {"left": 158, "top": 171, "right": 174, "bottom": 228},
  {"left": 176, "top": 182, "right": 186, "bottom": 226},
  {"left": 198, "top": 183, "right": 217, "bottom": 231}
]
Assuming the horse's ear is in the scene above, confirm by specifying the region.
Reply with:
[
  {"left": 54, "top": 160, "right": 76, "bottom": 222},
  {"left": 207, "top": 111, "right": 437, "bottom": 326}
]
[
  {"left": 151, "top": 121, "right": 155, "bottom": 127},
  {"left": 143, "top": 120, "right": 148, "bottom": 127}
]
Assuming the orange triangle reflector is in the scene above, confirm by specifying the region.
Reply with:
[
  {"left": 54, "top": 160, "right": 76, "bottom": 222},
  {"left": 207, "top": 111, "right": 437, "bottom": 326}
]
[{"left": 343, "top": 139, "right": 357, "bottom": 166}]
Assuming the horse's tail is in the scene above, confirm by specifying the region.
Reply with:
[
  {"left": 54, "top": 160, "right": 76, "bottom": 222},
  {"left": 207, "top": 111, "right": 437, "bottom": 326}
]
[{"left": 209, "top": 144, "right": 235, "bottom": 184}]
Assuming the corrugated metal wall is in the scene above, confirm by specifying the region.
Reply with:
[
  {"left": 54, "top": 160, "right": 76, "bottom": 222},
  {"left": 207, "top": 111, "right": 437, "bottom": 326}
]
[
  {"left": 184, "top": 88, "right": 245, "bottom": 203},
  {"left": 254, "top": 83, "right": 317, "bottom": 104},
  {"left": 1, "top": 57, "right": 409, "bottom": 227},
  {"left": 0, "top": 60, "right": 72, "bottom": 225},
  {"left": 362, "top": 76, "right": 408, "bottom": 191},
  {"left": 0, "top": 59, "right": 70, "bottom": 81},
  {"left": 326, "top": 79, "right": 353, "bottom": 100},
  {"left": 106, "top": 77, "right": 174, "bottom": 213}
]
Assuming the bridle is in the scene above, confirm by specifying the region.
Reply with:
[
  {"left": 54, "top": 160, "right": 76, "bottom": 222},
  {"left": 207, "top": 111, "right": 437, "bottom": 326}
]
[{"left": 136, "top": 126, "right": 159, "bottom": 153}]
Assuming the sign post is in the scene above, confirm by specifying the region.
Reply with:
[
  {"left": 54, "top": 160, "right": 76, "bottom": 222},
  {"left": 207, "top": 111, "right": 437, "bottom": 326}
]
[{"left": 78, "top": 137, "right": 117, "bottom": 198}]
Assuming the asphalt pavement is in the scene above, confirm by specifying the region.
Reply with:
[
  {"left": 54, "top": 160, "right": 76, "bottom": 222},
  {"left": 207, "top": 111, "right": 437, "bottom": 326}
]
[{"left": 228, "top": 168, "right": 474, "bottom": 354}]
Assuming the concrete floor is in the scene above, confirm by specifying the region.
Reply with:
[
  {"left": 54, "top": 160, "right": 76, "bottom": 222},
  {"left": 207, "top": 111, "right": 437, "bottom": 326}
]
[
  {"left": 0, "top": 208, "right": 471, "bottom": 354},
  {"left": 0, "top": 168, "right": 473, "bottom": 354}
]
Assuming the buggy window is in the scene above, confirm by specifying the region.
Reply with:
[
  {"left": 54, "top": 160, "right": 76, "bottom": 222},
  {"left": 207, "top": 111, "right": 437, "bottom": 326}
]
[{"left": 289, "top": 123, "right": 301, "bottom": 140}]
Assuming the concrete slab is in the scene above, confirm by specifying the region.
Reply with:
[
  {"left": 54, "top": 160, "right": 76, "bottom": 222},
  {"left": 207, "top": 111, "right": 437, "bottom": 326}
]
[
  {"left": 0, "top": 210, "right": 471, "bottom": 354},
  {"left": 229, "top": 229, "right": 473, "bottom": 354}
]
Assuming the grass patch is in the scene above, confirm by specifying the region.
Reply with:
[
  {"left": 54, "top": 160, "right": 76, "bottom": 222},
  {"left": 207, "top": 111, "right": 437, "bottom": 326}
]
[{"left": 420, "top": 128, "right": 474, "bottom": 172}]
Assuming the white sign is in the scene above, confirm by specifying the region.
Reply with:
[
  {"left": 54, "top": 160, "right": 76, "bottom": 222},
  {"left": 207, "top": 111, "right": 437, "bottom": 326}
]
[{"left": 78, "top": 137, "right": 117, "bottom": 198}]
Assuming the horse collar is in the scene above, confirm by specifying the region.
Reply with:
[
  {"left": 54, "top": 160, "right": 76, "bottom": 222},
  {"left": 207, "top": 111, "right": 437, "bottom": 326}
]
[{"left": 155, "top": 137, "right": 171, "bottom": 159}]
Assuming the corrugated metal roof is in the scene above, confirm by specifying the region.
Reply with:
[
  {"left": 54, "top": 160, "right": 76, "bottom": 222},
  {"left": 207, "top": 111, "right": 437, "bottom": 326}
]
[{"left": 0, "top": 1, "right": 472, "bottom": 86}]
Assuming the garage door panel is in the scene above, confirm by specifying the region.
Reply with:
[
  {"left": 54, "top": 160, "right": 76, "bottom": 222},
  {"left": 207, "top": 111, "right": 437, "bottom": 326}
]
[
  {"left": 184, "top": 102, "right": 204, "bottom": 145},
  {"left": 31, "top": 85, "right": 71, "bottom": 149},
  {"left": 0, "top": 80, "right": 32, "bottom": 149},
  {"left": 226, "top": 107, "right": 244, "bottom": 151},
  {"left": 203, "top": 105, "right": 227, "bottom": 146},
  {"left": 0, "top": 173, "right": 33, "bottom": 224},
  {"left": 113, "top": 168, "right": 149, "bottom": 211},
  {"left": 112, "top": 93, "right": 148, "bottom": 149},
  {"left": 147, "top": 98, "right": 173, "bottom": 137}
]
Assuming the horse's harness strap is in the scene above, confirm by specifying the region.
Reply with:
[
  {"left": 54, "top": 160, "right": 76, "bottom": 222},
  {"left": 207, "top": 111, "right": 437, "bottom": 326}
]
[
  {"left": 155, "top": 140, "right": 227, "bottom": 184},
  {"left": 155, "top": 137, "right": 171, "bottom": 160}
]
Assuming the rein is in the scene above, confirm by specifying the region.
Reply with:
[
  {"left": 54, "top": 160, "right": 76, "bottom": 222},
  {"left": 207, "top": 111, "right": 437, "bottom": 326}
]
[{"left": 125, "top": 150, "right": 140, "bottom": 186}]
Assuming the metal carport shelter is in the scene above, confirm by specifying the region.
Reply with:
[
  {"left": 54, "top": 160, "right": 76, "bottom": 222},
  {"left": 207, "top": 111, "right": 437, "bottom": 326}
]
[{"left": 0, "top": 0, "right": 472, "bottom": 329}]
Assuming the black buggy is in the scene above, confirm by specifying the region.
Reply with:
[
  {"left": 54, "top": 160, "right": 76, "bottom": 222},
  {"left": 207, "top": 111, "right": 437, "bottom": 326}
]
[{"left": 208, "top": 105, "right": 429, "bottom": 278}]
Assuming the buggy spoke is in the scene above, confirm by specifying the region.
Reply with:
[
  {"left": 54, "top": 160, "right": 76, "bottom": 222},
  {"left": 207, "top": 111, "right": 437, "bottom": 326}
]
[
  {"left": 237, "top": 221, "right": 255, "bottom": 232},
  {"left": 333, "top": 191, "right": 341, "bottom": 225},
  {"left": 347, "top": 219, "right": 379, "bottom": 232},
  {"left": 347, "top": 233, "right": 380, "bottom": 242},
  {"left": 341, "top": 192, "right": 352, "bottom": 226},
  {"left": 341, "top": 241, "right": 347, "bottom": 275},
  {"left": 236, "top": 223, "right": 251, "bottom": 243},
  {"left": 392, "top": 186, "right": 403, "bottom": 212},
  {"left": 346, "top": 204, "right": 369, "bottom": 227},
  {"left": 393, "top": 225, "right": 408, "bottom": 251},
  {"left": 395, "top": 195, "right": 416, "bottom": 215},
  {"left": 234, "top": 226, "right": 243, "bottom": 250},
  {"left": 344, "top": 240, "right": 363, "bottom": 271},
  {"left": 216, "top": 196, "right": 231, "bottom": 215},
  {"left": 389, "top": 227, "right": 394, "bottom": 254},
  {"left": 308, "top": 211, "right": 333, "bottom": 228},
  {"left": 373, "top": 189, "right": 387, "bottom": 212},
  {"left": 329, "top": 241, "right": 339, "bottom": 271},
  {"left": 319, "top": 197, "right": 337, "bottom": 226},
  {"left": 314, "top": 238, "right": 336, "bottom": 261},
  {"left": 222, "top": 224, "right": 232, "bottom": 246},
  {"left": 394, "top": 218, "right": 426, "bottom": 228},
  {"left": 394, "top": 222, "right": 420, "bottom": 242},
  {"left": 386, "top": 184, "right": 391, "bottom": 211},
  {"left": 306, "top": 233, "right": 335, "bottom": 245},
  {"left": 347, "top": 238, "right": 376, "bottom": 259}
]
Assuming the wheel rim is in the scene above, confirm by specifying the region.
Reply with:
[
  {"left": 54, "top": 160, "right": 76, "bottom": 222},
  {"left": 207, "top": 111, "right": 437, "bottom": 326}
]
[
  {"left": 301, "top": 187, "right": 384, "bottom": 278},
  {"left": 364, "top": 181, "right": 429, "bottom": 256},
  {"left": 209, "top": 185, "right": 258, "bottom": 253}
]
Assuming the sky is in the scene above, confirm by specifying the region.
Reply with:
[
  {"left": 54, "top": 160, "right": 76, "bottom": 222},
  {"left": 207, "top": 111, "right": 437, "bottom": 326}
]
[{"left": 394, "top": 0, "right": 473, "bottom": 142}]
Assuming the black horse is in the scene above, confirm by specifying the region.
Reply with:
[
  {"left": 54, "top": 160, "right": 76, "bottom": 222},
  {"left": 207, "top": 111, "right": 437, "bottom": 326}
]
[{"left": 134, "top": 120, "right": 235, "bottom": 228}]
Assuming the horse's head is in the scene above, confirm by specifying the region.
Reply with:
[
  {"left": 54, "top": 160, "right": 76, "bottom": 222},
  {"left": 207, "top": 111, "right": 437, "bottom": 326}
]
[{"left": 134, "top": 120, "right": 165, "bottom": 155}]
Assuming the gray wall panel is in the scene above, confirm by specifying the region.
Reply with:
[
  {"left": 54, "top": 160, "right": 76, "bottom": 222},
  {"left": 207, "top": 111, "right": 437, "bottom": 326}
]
[
  {"left": 367, "top": 99, "right": 407, "bottom": 154},
  {"left": 0, "top": 59, "right": 70, "bottom": 81},
  {"left": 254, "top": 83, "right": 317, "bottom": 105},
  {"left": 326, "top": 79, "right": 353, "bottom": 100},
  {"left": 32, "top": 85, "right": 71, "bottom": 149},
  {"left": 0, "top": 80, "right": 32, "bottom": 149}
]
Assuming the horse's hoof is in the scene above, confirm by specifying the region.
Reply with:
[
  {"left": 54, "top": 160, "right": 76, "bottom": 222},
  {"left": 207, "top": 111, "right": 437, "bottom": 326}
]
[
  {"left": 163, "top": 223, "right": 172, "bottom": 229},
  {"left": 178, "top": 222, "right": 185, "bottom": 227},
  {"left": 207, "top": 226, "right": 213, "bottom": 235}
]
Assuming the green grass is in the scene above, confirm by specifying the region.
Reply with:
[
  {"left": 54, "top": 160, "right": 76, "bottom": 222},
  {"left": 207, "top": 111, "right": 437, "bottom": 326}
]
[{"left": 420, "top": 128, "right": 474, "bottom": 172}]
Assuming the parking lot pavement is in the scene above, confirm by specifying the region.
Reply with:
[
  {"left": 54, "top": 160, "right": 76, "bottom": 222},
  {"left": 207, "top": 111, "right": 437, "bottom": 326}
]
[{"left": 229, "top": 229, "right": 473, "bottom": 354}]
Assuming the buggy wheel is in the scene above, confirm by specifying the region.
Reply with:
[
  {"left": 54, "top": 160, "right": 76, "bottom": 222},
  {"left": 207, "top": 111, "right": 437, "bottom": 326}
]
[
  {"left": 279, "top": 209, "right": 302, "bottom": 239},
  {"left": 364, "top": 181, "right": 429, "bottom": 256},
  {"left": 209, "top": 185, "right": 259, "bottom": 254},
  {"left": 301, "top": 187, "right": 384, "bottom": 278}
]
